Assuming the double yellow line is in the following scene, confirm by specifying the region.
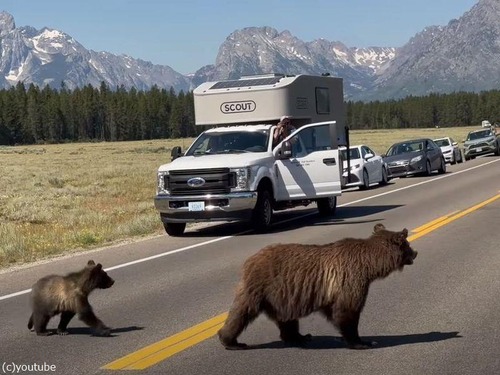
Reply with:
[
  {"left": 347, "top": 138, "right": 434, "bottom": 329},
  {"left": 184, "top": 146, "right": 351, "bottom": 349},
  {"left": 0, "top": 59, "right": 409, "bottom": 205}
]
[
  {"left": 102, "top": 192, "right": 500, "bottom": 371},
  {"left": 103, "top": 313, "right": 228, "bottom": 370},
  {"left": 408, "top": 192, "right": 500, "bottom": 241}
]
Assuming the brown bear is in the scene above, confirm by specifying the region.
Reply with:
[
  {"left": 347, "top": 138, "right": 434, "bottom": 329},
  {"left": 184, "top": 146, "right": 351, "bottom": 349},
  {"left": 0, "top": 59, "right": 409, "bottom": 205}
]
[
  {"left": 27, "top": 260, "right": 115, "bottom": 336},
  {"left": 218, "top": 223, "right": 417, "bottom": 350}
]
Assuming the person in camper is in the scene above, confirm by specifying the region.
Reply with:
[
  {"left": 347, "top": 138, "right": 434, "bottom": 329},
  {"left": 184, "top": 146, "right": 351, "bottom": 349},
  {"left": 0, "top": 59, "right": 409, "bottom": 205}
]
[{"left": 273, "top": 115, "right": 297, "bottom": 148}]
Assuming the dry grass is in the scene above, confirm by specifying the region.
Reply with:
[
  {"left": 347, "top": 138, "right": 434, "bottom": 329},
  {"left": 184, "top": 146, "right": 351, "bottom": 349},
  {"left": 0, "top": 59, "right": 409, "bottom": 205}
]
[{"left": 0, "top": 126, "right": 479, "bottom": 268}]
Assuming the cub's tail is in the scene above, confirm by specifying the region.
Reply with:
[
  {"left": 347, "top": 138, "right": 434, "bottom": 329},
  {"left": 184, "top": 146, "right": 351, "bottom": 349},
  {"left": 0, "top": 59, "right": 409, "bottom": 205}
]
[{"left": 27, "top": 314, "right": 34, "bottom": 330}]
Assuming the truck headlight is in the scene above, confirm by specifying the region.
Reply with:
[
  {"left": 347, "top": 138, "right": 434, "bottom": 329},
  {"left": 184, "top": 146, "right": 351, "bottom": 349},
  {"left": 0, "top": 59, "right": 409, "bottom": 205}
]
[
  {"left": 157, "top": 171, "right": 169, "bottom": 194},
  {"left": 230, "top": 167, "right": 251, "bottom": 191}
]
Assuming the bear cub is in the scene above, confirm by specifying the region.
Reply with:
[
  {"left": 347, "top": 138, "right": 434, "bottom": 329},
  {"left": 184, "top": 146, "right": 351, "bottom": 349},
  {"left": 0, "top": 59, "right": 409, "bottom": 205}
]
[
  {"left": 218, "top": 224, "right": 418, "bottom": 350},
  {"left": 27, "top": 260, "right": 114, "bottom": 336}
]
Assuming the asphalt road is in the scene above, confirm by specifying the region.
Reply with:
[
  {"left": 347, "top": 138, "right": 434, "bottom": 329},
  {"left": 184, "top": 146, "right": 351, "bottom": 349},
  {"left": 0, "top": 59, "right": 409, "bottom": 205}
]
[{"left": 0, "top": 155, "right": 499, "bottom": 375}]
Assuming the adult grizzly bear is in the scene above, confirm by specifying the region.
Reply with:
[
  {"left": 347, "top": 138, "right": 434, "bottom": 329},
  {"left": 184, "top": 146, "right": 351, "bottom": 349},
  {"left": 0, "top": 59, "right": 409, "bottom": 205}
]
[
  {"left": 218, "top": 224, "right": 417, "bottom": 350},
  {"left": 27, "top": 260, "right": 115, "bottom": 336}
]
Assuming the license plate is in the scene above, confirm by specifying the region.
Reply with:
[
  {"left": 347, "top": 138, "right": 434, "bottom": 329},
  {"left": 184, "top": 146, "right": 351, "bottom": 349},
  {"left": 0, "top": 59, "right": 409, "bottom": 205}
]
[
  {"left": 188, "top": 201, "right": 205, "bottom": 211},
  {"left": 476, "top": 147, "right": 482, "bottom": 152}
]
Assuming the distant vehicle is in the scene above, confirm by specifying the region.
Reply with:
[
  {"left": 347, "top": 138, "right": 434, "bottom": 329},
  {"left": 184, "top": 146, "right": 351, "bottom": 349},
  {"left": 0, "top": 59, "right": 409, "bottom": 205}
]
[
  {"left": 383, "top": 138, "right": 446, "bottom": 178},
  {"left": 482, "top": 120, "right": 492, "bottom": 128},
  {"left": 433, "top": 137, "right": 464, "bottom": 164},
  {"left": 463, "top": 128, "right": 500, "bottom": 160},
  {"left": 340, "top": 144, "right": 388, "bottom": 190}
]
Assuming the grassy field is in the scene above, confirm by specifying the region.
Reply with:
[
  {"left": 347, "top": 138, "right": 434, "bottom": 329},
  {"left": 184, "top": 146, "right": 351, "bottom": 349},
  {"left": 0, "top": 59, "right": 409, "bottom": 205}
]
[{"left": 0, "top": 126, "right": 478, "bottom": 268}]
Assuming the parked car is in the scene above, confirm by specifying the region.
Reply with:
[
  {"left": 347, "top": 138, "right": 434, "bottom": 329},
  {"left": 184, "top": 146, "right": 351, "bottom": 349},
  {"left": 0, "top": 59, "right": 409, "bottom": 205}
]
[
  {"left": 433, "top": 137, "right": 464, "bottom": 164},
  {"left": 383, "top": 138, "right": 446, "bottom": 178},
  {"left": 340, "top": 144, "right": 389, "bottom": 190},
  {"left": 463, "top": 128, "right": 500, "bottom": 160}
]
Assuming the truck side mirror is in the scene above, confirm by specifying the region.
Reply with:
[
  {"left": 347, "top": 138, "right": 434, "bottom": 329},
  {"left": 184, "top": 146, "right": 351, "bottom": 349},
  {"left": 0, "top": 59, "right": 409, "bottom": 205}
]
[
  {"left": 171, "top": 146, "right": 183, "bottom": 161},
  {"left": 276, "top": 141, "right": 292, "bottom": 159}
]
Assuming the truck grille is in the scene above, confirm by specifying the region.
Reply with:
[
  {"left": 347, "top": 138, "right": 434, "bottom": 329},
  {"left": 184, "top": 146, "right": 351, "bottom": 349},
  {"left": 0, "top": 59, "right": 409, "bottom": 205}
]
[{"left": 165, "top": 168, "right": 236, "bottom": 196}]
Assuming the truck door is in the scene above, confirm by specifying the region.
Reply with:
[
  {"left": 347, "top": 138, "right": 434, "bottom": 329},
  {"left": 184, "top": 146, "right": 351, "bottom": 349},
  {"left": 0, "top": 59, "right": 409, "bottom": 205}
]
[{"left": 274, "top": 122, "right": 342, "bottom": 200}]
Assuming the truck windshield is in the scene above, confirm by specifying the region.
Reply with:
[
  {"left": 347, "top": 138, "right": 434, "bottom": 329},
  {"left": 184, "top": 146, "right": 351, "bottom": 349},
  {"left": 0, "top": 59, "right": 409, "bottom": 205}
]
[{"left": 186, "top": 130, "right": 270, "bottom": 156}]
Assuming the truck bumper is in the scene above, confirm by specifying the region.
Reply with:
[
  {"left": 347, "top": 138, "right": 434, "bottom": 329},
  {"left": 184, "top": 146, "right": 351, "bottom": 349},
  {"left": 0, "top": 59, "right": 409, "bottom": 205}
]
[{"left": 154, "top": 192, "right": 258, "bottom": 223}]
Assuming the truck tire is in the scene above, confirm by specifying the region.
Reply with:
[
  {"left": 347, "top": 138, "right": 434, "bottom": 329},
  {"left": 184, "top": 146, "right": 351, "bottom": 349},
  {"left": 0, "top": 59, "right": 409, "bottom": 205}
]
[
  {"left": 252, "top": 190, "right": 273, "bottom": 232},
  {"left": 163, "top": 222, "right": 186, "bottom": 236},
  {"left": 317, "top": 196, "right": 337, "bottom": 216}
]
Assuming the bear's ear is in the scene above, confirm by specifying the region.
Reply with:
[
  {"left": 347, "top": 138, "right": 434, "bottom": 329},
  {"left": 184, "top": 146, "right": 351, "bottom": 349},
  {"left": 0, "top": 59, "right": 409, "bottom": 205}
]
[
  {"left": 373, "top": 223, "right": 386, "bottom": 233},
  {"left": 87, "top": 260, "right": 96, "bottom": 266},
  {"left": 393, "top": 229, "right": 409, "bottom": 245},
  {"left": 91, "top": 263, "right": 103, "bottom": 274}
]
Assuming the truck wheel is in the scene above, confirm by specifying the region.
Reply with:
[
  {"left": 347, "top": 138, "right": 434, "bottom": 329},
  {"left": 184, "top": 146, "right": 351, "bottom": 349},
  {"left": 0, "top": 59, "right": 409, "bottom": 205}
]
[
  {"left": 252, "top": 190, "right": 273, "bottom": 232},
  {"left": 163, "top": 222, "right": 186, "bottom": 236},
  {"left": 317, "top": 196, "right": 337, "bottom": 216}
]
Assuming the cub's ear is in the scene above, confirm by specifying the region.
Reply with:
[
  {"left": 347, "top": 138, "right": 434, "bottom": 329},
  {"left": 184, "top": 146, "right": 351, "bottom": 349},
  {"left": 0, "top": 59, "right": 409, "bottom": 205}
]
[
  {"left": 393, "top": 229, "right": 409, "bottom": 245},
  {"left": 87, "top": 260, "right": 96, "bottom": 266},
  {"left": 373, "top": 223, "right": 386, "bottom": 233}
]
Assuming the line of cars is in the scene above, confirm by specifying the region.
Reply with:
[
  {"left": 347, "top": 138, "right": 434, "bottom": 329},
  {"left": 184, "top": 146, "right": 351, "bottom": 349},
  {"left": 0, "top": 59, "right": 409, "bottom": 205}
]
[{"left": 341, "top": 126, "right": 499, "bottom": 190}]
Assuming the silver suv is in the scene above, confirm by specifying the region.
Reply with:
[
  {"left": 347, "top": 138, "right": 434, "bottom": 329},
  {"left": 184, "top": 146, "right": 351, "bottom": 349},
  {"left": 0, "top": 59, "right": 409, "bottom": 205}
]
[{"left": 463, "top": 128, "right": 500, "bottom": 160}]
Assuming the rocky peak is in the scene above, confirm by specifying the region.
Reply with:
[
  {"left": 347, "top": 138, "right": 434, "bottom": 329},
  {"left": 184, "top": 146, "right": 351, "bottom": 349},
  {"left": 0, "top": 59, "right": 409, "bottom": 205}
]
[{"left": 0, "top": 11, "right": 16, "bottom": 38}]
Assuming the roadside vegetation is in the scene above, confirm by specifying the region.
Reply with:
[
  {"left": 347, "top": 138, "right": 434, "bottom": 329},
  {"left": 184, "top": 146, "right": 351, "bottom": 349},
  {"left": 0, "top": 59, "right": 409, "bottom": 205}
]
[{"left": 0, "top": 126, "right": 479, "bottom": 269}]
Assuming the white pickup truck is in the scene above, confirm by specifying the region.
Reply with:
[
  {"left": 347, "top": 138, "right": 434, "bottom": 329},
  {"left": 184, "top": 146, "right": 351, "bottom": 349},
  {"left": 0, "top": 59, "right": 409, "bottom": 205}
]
[{"left": 154, "top": 74, "right": 351, "bottom": 236}]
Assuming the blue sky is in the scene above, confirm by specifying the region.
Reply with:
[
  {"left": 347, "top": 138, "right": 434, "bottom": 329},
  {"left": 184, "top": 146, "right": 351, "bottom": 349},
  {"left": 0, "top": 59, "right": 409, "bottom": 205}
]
[{"left": 2, "top": 0, "right": 478, "bottom": 74}]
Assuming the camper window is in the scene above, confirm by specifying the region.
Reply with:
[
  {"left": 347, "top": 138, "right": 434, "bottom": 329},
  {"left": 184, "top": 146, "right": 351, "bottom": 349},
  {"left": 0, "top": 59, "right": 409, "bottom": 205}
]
[{"left": 315, "top": 87, "right": 330, "bottom": 114}]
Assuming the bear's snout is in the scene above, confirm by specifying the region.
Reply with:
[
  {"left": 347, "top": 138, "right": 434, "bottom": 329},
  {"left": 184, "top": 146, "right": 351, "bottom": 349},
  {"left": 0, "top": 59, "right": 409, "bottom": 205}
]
[{"left": 407, "top": 250, "right": 417, "bottom": 265}]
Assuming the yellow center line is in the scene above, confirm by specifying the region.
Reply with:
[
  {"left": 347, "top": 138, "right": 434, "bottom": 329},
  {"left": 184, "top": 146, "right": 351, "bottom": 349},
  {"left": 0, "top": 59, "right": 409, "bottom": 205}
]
[
  {"left": 102, "top": 192, "right": 500, "bottom": 371},
  {"left": 102, "top": 313, "right": 227, "bottom": 370},
  {"left": 408, "top": 193, "right": 500, "bottom": 242},
  {"left": 411, "top": 211, "right": 459, "bottom": 233}
]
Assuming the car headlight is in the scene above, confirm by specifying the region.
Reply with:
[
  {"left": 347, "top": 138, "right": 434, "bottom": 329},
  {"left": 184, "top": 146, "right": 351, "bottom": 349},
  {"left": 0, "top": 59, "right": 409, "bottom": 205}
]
[
  {"left": 157, "top": 171, "right": 169, "bottom": 194},
  {"left": 231, "top": 167, "right": 251, "bottom": 191},
  {"left": 410, "top": 155, "right": 423, "bottom": 163},
  {"left": 443, "top": 149, "right": 452, "bottom": 154},
  {"left": 487, "top": 137, "right": 496, "bottom": 144}
]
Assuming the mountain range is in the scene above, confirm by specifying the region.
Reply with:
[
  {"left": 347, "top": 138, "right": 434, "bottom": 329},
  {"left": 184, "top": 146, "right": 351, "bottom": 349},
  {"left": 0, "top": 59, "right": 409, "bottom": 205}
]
[{"left": 1, "top": 0, "right": 498, "bottom": 101}]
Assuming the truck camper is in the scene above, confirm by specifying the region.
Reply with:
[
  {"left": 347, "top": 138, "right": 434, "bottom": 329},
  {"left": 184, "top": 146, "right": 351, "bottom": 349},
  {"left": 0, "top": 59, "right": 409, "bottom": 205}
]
[{"left": 154, "top": 73, "right": 350, "bottom": 236}]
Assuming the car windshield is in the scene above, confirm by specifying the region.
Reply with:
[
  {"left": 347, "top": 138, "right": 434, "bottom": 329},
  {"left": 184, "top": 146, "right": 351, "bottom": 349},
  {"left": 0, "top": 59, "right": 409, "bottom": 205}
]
[
  {"left": 186, "top": 130, "right": 270, "bottom": 155},
  {"left": 386, "top": 141, "right": 424, "bottom": 156},
  {"left": 340, "top": 148, "right": 361, "bottom": 160},
  {"left": 434, "top": 139, "right": 450, "bottom": 147},
  {"left": 467, "top": 130, "right": 492, "bottom": 140}
]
